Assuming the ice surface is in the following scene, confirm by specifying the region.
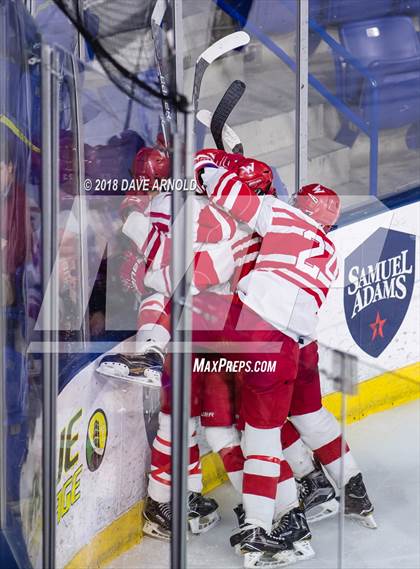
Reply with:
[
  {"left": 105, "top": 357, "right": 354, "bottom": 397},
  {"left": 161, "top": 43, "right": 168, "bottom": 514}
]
[{"left": 107, "top": 400, "right": 420, "bottom": 569}]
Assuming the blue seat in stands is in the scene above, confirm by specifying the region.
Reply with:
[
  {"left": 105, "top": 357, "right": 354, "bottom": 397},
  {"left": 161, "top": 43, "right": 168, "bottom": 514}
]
[
  {"left": 394, "top": 0, "right": 420, "bottom": 15},
  {"left": 327, "top": 0, "right": 393, "bottom": 23},
  {"left": 235, "top": 0, "right": 325, "bottom": 56},
  {"left": 241, "top": 0, "right": 325, "bottom": 35},
  {"left": 337, "top": 16, "right": 420, "bottom": 129}
]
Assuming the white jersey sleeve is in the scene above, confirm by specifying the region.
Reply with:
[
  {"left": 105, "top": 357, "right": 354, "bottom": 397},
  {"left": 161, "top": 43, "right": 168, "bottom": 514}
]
[{"left": 201, "top": 166, "right": 276, "bottom": 237}]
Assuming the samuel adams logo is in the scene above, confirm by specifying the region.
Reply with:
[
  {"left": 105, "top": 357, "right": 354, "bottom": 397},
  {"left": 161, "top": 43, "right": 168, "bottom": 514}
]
[
  {"left": 86, "top": 409, "right": 108, "bottom": 471},
  {"left": 344, "top": 228, "right": 415, "bottom": 357}
]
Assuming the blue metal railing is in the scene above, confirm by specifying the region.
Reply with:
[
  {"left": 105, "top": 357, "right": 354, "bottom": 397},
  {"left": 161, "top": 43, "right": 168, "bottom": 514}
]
[{"left": 215, "top": 0, "right": 379, "bottom": 196}]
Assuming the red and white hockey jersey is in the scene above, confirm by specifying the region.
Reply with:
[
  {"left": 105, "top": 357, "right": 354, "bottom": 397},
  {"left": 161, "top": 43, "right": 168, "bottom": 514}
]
[
  {"left": 122, "top": 192, "right": 240, "bottom": 296},
  {"left": 122, "top": 191, "right": 261, "bottom": 346},
  {"left": 200, "top": 164, "right": 339, "bottom": 342}
]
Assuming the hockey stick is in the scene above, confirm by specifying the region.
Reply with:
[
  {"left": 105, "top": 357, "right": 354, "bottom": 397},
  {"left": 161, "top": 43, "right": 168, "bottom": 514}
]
[
  {"left": 151, "top": 0, "right": 172, "bottom": 145},
  {"left": 192, "top": 31, "right": 250, "bottom": 127},
  {"left": 197, "top": 109, "right": 244, "bottom": 154},
  {"left": 210, "top": 80, "right": 245, "bottom": 153},
  {"left": 124, "top": 46, "right": 144, "bottom": 130}
]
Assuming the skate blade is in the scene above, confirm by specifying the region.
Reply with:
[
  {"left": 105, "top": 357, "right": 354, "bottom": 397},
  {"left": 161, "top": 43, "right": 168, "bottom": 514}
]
[
  {"left": 96, "top": 363, "right": 129, "bottom": 379},
  {"left": 347, "top": 512, "right": 377, "bottom": 529},
  {"left": 293, "top": 540, "right": 315, "bottom": 561},
  {"left": 306, "top": 498, "right": 339, "bottom": 524},
  {"left": 96, "top": 365, "right": 161, "bottom": 388},
  {"left": 244, "top": 550, "right": 296, "bottom": 568},
  {"left": 189, "top": 510, "right": 221, "bottom": 534},
  {"left": 230, "top": 529, "right": 242, "bottom": 555},
  {"left": 143, "top": 520, "right": 171, "bottom": 541},
  {"left": 131, "top": 374, "right": 161, "bottom": 389}
]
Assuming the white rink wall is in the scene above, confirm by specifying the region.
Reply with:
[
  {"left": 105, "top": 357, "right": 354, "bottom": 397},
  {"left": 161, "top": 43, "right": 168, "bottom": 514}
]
[{"left": 20, "top": 355, "right": 150, "bottom": 569}]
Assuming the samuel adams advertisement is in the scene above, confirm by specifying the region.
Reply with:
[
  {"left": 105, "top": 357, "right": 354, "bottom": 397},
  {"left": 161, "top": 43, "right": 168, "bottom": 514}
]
[{"left": 344, "top": 227, "right": 415, "bottom": 358}]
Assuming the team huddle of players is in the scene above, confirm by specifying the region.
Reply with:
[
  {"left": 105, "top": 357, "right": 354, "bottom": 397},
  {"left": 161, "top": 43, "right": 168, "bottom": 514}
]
[{"left": 97, "top": 140, "right": 376, "bottom": 568}]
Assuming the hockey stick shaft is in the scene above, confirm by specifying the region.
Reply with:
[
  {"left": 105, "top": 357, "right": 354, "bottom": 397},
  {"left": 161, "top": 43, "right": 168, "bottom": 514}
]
[
  {"left": 192, "top": 31, "right": 250, "bottom": 129},
  {"left": 151, "top": 0, "right": 172, "bottom": 145}
]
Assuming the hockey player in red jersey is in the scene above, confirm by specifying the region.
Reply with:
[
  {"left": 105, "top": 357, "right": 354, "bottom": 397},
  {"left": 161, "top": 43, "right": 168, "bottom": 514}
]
[
  {"left": 192, "top": 151, "right": 312, "bottom": 567},
  {"left": 195, "top": 150, "right": 375, "bottom": 567},
  {"left": 276, "top": 187, "right": 376, "bottom": 530},
  {"left": 97, "top": 143, "right": 235, "bottom": 538}
]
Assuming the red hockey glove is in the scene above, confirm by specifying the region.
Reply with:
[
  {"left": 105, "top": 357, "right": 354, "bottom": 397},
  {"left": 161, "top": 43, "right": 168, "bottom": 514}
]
[{"left": 119, "top": 249, "right": 147, "bottom": 295}]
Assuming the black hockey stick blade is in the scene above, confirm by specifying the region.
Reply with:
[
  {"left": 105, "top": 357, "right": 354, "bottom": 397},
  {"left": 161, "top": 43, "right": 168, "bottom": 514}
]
[
  {"left": 211, "top": 80, "right": 246, "bottom": 152},
  {"left": 231, "top": 141, "right": 244, "bottom": 155},
  {"left": 197, "top": 109, "right": 244, "bottom": 155}
]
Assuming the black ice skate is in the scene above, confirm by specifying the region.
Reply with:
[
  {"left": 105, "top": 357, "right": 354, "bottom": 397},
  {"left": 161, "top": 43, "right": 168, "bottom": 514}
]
[
  {"left": 232, "top": 523, "right": 295, "bottom": 568},
  {"left": 143, "top": 493, "right": 220, "bottom": 541},
  {"left": 344, "top": 473, "right": 377, "bottom": 529},
  {"left": 187, "top": 491, "right": 221, "bottom": 534},
  {"left": 297, "top": 463, "right": 339, "bottom": 523},
  {"left": 234, "top": 503, "right": 246, "bottom": 526},
  {"left": 271, "top": 506, "right": 315, "bottom": 563},
  {"left": 230, "top": 504, "right": 246, "bottom": 554},
  {"left": 96, "top": 347, "right": 164, "bottom": 388},
  {"left": 143, "top": 497, "right": 172, "bottom": 540}
]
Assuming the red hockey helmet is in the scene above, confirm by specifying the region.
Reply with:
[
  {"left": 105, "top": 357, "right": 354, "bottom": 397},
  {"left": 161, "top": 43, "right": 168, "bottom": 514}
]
[
  {"left": 132, "top": 146, "right": 170, "bottom": 190},
  {"left": 235, "top": 156, "right": 276, "bottom": 196},
  {"left": 194, "top": 149, "right": 242, "bottom": 193},
  {"left": 293, "top": 183, "right": 341, "bottom": 231}
]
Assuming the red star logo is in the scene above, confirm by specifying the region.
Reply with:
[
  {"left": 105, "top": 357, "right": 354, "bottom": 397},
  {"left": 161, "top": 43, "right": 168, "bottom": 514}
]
[{"left": 369, "top": 311, "right": 387, "bottom": 341}]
